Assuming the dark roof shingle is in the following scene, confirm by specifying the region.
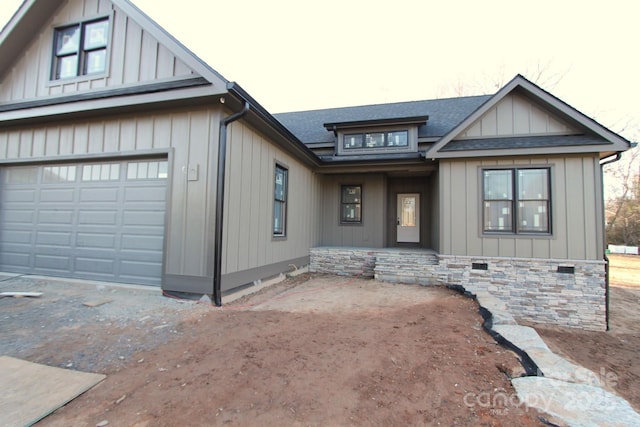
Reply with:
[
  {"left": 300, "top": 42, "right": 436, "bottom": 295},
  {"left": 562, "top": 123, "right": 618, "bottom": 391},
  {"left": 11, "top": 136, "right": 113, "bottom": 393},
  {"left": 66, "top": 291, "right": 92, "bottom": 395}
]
[{"left": 274, "top": 95, "right": 491, "bottom": 144}]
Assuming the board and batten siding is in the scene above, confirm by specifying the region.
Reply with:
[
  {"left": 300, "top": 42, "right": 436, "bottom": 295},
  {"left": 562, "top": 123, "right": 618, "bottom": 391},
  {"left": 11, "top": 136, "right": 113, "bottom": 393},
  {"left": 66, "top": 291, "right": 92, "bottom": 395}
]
[
  {"left": 459, "top": 92, "right": 579, "bottom": 138},
  {"left": 222, "top": 121, "right": 322, "bottom": 279},
  {"left": 439, "top": 156, "right": 604, "bottom": 260},
  {"left": 319, "top": 174, "right": 386, "bottom": 248},
  {"left": 0, "top": 106, "right": 223, "bottom": 280},
  {"left": 0, "top": 0, "right": 195, "bottom": 103}
]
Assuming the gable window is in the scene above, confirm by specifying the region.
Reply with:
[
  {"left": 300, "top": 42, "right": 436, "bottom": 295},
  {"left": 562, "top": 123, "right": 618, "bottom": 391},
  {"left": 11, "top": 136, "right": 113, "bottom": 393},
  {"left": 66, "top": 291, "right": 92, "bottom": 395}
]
[
  {"left": 341, "top": 185, "right": 362, "bottom": 224},
  {"left": 483, "top": 168, "right": 550, "bottom": 234},
  {"left": 273, "top": 164, "right": 288, "bottom": 237},
  {"left": 52, "top": 18, "right": 109, "bottom": 80},
  {"left": 344, "top": 130, "right": 408, "bottom": 150}
]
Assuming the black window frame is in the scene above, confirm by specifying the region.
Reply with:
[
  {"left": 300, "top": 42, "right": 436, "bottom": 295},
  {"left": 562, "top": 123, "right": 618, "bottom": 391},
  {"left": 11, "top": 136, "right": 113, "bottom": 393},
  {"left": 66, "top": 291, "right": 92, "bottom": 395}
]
[
  {"left": 273, "top": 164, "right": 288, "bottom": 237},
  {"left": 340, "top": 184, "right": 363, "bottom": 224},
  {"left": 51, "top": 17, "right": 110, "bottom": 81},
  {"left": 482, "top": 167, "right": 551, "bottom": 235}
]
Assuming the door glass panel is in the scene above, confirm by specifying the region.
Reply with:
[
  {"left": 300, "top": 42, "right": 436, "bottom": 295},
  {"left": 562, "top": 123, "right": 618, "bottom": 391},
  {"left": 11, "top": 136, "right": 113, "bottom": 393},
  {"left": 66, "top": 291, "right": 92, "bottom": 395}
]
[{"left": 400, "top": 196, "right": 416, "bottom": 227}]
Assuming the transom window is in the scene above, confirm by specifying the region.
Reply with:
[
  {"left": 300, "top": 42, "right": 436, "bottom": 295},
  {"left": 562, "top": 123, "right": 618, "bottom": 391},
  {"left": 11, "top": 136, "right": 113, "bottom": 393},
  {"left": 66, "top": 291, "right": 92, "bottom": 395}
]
[
  {"left": 483, "top": 168, "right": 550, "bottom": 234},
  {"left": 344, "top": 130, "right": 408, "bottom": 149},
  {"left": 273, "top": 164, "right": 288, "bottom": 237},
  {"left": 52, "top": 18, "right": 109, "bottom": 80},
  {"left": 341, "top": 185, "right": 362, "bottom": 224}
]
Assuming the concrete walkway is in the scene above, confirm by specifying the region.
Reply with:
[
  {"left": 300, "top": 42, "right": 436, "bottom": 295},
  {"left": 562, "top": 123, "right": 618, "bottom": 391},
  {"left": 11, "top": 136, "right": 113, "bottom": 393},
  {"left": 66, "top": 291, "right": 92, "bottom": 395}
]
[{"left": 473, "top": 290, "right": 640, "bottom": 427}]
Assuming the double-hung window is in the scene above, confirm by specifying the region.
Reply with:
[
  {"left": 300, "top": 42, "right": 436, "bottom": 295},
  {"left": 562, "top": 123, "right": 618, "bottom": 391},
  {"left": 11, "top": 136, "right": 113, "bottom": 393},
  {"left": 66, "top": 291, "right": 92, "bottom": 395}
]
[
  {"left": 273, "top": 164, "right": 288, "bottom": 237},
  {"left": 483, "top": 168, "right": 550, "bottom": 234},
  {"left": 52, "top": 18, "right": 109, "bottom": 80}
]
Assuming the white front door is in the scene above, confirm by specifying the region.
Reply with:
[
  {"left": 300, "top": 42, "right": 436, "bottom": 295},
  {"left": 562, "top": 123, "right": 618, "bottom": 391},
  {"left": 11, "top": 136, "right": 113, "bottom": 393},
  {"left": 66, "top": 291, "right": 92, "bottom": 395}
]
[{"left": 397, "top": 193, "right": 420, "bottom": 243}]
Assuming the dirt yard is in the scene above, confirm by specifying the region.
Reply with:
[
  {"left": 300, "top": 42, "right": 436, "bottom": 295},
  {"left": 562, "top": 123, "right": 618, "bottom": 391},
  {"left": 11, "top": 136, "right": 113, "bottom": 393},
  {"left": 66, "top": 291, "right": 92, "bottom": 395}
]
[
  {"left": 1, "top": 275, "right": 548, "bottom": 426},
  {"left": 3, "top": 255, "right": 638, "bottom": 426},
  {"left": 533, "top": 254, "right": 640, "bottom": 411}
]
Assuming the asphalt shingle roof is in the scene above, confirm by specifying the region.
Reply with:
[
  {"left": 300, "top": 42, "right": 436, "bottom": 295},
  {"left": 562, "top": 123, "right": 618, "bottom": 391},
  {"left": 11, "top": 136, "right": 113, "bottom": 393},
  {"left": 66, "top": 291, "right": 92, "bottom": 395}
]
[
  {"left": 274, "top": 95, "right": 492, "bottom": 145},
  {"left": 439, "top": 135, "right": 605, "bottom": 152}
]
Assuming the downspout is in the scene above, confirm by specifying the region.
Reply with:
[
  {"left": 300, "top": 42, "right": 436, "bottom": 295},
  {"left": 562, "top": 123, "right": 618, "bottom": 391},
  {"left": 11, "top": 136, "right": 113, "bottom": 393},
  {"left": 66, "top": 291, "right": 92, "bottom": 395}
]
[
  {"left": 600, "top": 152, "right": 622, "bottom": 330},
  {"left": 213, "top": 100, "right": 250, "bottom": 306}
]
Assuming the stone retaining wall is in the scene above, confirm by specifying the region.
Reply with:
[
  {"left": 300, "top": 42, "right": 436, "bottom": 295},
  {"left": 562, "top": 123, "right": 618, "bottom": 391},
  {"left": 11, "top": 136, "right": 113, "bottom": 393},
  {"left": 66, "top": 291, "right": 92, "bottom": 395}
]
[{"left": 309, "top": 247, "right": 607, "bottom": 331}]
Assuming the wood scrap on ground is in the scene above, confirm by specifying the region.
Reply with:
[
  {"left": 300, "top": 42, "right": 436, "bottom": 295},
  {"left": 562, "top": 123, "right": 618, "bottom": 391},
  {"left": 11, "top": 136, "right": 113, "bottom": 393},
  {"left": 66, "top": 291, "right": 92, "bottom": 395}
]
[{"left": 0, "top": 291, "right": 43, "bottom": 298}]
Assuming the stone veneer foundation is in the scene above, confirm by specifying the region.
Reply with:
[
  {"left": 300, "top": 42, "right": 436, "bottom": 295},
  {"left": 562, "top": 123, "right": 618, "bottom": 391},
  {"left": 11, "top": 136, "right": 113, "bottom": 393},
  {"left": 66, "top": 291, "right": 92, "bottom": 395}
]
[{"left": 310, "top": 247, "right": 607, "bottom": 331}]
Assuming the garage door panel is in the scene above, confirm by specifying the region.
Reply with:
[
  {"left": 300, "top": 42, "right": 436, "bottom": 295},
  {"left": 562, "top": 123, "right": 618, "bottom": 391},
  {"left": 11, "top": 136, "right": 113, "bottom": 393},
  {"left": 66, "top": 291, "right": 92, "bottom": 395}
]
[
  {"left": 1, "top": 189, "right": 36, "bottom": 202},
  {"left": 36, "top": 231, "right": 72, "bottom": 246},
  {"left": 124, "top": 186, "right": 166, "bottom": 202},
  {"left": 76, "top": 233, "right": 116, "bottom": 248},
  {"left": 40, "top": 188, "right": 75, "bottom": 203},
  {"left": 0, "top": 230, "right": 32, "bottom": 243},
  {"left": 35, "top": 254, "right": 71, "bottom": 270},
  {"left": 0, "top": 252, "right": 31, "bottom": 268},
  {"left": 79, "top": 187, "right": 119, "bottom": 202},
  {"left": 75, "top": 257, "right": 114, "bottom": 274},
  {"left": 0, "top": 160, "right": 167, "bottom": 286},
  {"left": 121, "top": 234, "right": 163, "bottom": 251},
  {"left": 78, "top": 210, "right": 118, "bottom": 225},
  {"left": 123, "top": 211, "right": 165, "bottom": 226},
  {"left": 38, "top": 210, "right": 75, "bottom": 224},
  {"left": 1, "top": 209, "right": 35, "bottom": 224}
]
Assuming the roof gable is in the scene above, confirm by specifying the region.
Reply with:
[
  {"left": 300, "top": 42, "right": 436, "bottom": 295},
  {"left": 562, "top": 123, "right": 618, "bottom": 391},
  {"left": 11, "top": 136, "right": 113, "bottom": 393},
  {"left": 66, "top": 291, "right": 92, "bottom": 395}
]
[
  {"left": 425, "top": 75, "right": 632, "bottom": 159},
  {"left": 0, "top": 0, "right": 227, "bottom": 105}
]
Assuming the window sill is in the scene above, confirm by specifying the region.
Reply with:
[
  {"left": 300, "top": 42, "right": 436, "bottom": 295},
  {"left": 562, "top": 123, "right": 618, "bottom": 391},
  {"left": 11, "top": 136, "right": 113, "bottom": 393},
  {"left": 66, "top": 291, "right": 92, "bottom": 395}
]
[
  {"left": 482, "top": 232, "right": 553, "bottom": 238},
  {"left": 272, "top": 235, "right": 288, "bottom": 242}
]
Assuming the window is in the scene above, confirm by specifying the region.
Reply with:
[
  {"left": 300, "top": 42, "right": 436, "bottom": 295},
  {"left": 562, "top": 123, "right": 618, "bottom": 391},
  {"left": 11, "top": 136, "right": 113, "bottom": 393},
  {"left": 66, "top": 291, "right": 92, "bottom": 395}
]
[
  {"left": 483, "top": 168, "right": 550, "bottom": 234},
  {"left": 273, "top": 165, "right": 288, "bottom": 237},
  {"left": 82, "top": 163, "right": 120, "bottom": 181},
  {"left": 43, "top": 165, "right": 77, "bottom": 183},
  {"left": 52, "top": 18, "right": 109, "bottom": 80},
  {"left": 341, "top": 185, "right": 362, "bottom": 224},
  {"left": 344, "top": 130, "right": 408, "bottom": 149},
  {"left": 127, "top": 161, "right": 169, "bottom": 180}
]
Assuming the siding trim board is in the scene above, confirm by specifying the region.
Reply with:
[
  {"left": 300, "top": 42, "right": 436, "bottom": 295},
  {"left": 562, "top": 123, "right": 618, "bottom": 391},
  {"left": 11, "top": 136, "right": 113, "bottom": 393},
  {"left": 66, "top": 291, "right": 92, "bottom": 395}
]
[{"left": 0, "top": 77, "right": 211, "bottom": 113}]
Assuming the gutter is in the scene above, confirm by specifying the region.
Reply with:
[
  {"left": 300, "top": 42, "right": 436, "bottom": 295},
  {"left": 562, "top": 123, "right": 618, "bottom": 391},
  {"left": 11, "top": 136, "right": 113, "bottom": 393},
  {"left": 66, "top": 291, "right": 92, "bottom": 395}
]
[
  {"left": 599, "top": 152, "right": 622, "bottom": 330},
  {"left": 212, "top": 100, "right": 250, "bottom": 306}
]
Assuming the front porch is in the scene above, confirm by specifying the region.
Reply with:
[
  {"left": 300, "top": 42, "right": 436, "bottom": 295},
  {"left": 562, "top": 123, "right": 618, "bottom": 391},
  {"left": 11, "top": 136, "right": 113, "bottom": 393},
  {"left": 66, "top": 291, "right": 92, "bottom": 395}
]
[
  {"left": 309, "top": 246, "right": 608, "bottom": 331},
  {"left": 310, "top": 246, "right": 440, "bottom": 285}
]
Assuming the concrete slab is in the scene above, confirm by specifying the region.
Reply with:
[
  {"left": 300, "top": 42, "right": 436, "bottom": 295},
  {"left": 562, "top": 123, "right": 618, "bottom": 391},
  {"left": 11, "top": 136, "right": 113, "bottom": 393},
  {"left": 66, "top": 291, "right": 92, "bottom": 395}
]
[
  {"left": 512, "top": 376, "right": 640, "bottom": 427},
  {"left": 0, "top": 356, "right": 105, "bottom": 427}
]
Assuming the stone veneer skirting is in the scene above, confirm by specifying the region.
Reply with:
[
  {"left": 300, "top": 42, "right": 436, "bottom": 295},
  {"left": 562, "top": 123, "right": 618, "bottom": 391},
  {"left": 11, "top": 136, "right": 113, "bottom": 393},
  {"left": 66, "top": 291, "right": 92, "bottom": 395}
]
[{"left": 309, "top": 247, "right": 607, "bottom": 331}]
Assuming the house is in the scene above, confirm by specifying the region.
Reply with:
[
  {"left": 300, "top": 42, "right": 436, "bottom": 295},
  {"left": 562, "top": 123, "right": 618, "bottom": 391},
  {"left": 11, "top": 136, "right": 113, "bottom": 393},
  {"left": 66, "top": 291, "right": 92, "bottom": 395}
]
[{"left": 0, "top": 0, "right": 633, "bottom": 331}]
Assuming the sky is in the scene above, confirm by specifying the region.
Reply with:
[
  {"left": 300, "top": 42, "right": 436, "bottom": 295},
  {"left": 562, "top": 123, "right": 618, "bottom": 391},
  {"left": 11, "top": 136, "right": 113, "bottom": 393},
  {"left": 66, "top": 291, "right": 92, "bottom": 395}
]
[{"left": 0, "top": 0, "right": 639, "bottom": 142}]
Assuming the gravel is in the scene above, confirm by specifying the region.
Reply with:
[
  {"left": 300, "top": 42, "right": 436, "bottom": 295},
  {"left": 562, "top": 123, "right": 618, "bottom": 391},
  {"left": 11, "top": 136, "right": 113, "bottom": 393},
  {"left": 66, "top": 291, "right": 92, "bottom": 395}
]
[{"left": 0, "top": 274, "right": 208, "bottom": 373}]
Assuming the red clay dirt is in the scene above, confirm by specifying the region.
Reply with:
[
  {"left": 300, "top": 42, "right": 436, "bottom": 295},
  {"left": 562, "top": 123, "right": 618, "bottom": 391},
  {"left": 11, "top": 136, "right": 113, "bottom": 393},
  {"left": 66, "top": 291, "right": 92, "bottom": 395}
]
[{"left": 37, "top": 275, "right": 546, "bottom": 426}]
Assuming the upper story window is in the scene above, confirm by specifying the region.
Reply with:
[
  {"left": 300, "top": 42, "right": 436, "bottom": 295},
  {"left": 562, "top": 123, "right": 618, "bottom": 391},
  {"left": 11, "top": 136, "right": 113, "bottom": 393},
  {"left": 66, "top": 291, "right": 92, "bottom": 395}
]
[
  {"left": 344, "top": 130, "right": 408, "bottom": 150},
  {"left": 52, "top": 18, "right": 109, "bottom": 80},
  {"left": 483, "top": 167, "right": 551, "bottom": 234}
]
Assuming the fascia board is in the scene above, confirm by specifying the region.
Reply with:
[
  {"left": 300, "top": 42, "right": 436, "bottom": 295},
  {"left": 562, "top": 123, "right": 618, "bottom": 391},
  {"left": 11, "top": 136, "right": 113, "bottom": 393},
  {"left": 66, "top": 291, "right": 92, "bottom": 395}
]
[{"left": 0, "top": 84, "right": 225, "bottom": 124}]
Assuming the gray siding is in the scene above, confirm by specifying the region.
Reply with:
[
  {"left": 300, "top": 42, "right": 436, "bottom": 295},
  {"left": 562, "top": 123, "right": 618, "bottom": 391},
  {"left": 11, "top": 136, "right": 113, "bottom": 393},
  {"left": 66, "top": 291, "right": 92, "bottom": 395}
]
[
  {"left": 222, "top": 121, "right": 322, "bottom": 278},
  {"left": 458, "top": 92, "right": 578, "bottom": 139},
  {"left": 0, "top": 0, "right": 195, "bottom": 103},
  {"left": 439, "top": 156, "right": 604, "bottom": 260},
  {"left": 319, "top": 174, "right": 386, "bottom": 247},
  {"left": 0, "top": 106, "right": 223, "bottom": 280}
]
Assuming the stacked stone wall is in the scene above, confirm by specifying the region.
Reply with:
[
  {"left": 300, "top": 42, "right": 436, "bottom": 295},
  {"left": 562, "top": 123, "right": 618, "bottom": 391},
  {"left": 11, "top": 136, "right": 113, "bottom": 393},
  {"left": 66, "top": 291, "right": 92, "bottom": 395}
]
[{"left": 309, "top": 247, "right": 607, "bottom": 331}]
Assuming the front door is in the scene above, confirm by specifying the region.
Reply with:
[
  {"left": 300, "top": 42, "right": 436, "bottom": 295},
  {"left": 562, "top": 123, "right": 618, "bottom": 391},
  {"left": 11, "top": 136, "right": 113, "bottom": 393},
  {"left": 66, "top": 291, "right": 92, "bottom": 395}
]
[{"left": 397, "top": 193, "right": 420, "bottom": 243}]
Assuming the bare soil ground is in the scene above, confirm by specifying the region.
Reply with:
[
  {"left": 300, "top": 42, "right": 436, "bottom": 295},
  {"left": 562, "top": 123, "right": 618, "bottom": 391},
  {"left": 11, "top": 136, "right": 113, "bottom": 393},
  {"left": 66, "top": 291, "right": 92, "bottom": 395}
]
[
  {"left": 532, "top": 254, "right": 640, "bottom": 411},
  {"left": 4, "top": 275, "right": 549, "bottom": 426}
]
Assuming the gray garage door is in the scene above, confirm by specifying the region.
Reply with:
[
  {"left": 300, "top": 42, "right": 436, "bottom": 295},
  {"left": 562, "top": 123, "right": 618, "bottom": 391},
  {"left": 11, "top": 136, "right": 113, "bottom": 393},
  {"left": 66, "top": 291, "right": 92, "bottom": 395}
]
[{"left": 0, "top": 159, "right": 168, "bottom": 286}]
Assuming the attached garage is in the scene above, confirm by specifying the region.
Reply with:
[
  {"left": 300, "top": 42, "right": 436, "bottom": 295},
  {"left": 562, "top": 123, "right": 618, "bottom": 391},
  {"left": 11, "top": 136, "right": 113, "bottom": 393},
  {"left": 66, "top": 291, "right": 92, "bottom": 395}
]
[{"left": 0, "top": 158, "right": 168, "bottom": 286}]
